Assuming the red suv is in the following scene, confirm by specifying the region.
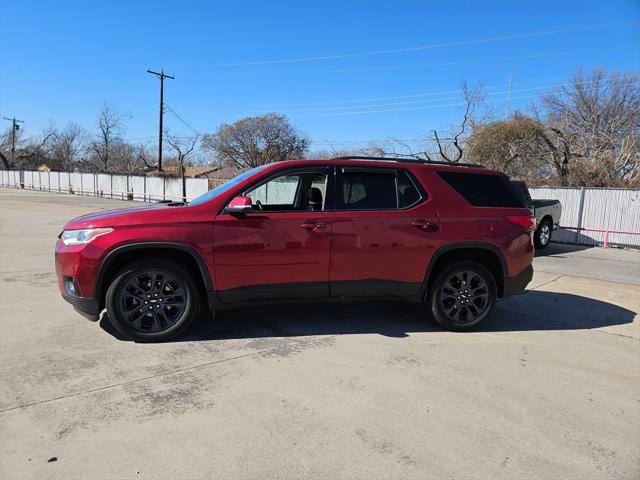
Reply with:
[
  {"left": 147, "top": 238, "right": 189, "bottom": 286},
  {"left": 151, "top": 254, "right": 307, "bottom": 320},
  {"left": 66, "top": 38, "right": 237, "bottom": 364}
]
[{"left": 55, "top": 157, "right": 535, "bottom": 342}]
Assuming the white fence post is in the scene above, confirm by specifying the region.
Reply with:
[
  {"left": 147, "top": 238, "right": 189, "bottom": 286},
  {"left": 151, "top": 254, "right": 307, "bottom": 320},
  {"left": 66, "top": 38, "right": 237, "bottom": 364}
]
[{"left": 575, "top": 187, "right": 586, "bottom": 243}]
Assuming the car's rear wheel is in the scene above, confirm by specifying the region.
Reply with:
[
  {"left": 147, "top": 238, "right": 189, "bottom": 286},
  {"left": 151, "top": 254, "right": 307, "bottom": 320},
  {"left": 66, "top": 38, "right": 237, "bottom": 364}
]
[
  {"left": 105, "top": 259, "right": 199, "bottom": 342},
  {"left": 428, "top": 261, "right": 497, "bottom": 331},
  {"left": 534, "top": 219, "right": 552, "bottom": 249}
]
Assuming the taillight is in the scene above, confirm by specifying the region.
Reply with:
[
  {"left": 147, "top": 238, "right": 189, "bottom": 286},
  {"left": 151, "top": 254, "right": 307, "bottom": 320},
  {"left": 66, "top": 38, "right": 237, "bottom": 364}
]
[{"left": 505, "top": 215, "right": 536, "bottom": 232}]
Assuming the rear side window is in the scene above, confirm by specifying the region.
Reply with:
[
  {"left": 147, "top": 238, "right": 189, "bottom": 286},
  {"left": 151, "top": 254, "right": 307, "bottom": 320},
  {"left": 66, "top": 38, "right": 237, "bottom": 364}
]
[
  {"left": 339, "top": 171, "right": 397, "bottom": 210},
  {"left": 336, "top": 168, "right": 425, "bottom": 211},
  {"left": 438, "top": 171, "right": 525, "bottom": 208}
]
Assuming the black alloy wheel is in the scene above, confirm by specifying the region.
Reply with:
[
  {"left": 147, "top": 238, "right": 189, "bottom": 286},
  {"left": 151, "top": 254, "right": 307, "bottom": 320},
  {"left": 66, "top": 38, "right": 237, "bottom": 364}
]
[
  {"left": 106, "top": 259, "right": 199, "bottom": 342},
  {"left": 428, "top": 261, "right": 497, "bottom": 331},
  {"left": 118, "top": 270, "right": 187, "bottom": 333},
  {"left": 439, "top": 270, "right": 490, "bottom": 324}
]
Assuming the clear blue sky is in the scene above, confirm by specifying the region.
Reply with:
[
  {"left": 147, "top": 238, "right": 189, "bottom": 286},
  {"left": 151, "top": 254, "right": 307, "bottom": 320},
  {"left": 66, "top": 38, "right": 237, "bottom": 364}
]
[{"left": 1, "top": 0, "right": 638, "bottom": 151}]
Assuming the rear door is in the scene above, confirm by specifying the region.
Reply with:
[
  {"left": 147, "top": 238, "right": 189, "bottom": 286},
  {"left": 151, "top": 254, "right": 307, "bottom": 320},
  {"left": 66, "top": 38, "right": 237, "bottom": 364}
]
[
  {"left": 329, "top": 166, "right": 441, "bottom": 297},
  {"left": 213, "top": 166, "right": 334, "bottom": 302}
]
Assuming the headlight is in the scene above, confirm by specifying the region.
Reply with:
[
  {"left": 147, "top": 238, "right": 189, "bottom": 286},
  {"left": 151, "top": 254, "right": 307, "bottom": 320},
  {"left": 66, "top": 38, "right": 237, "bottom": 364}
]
[{"left": 61, "top": 228, "right": 114, "bottom": 246}]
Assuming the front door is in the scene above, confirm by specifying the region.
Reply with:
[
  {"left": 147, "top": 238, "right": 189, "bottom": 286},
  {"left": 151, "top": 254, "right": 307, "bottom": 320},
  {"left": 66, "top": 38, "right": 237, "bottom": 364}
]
[
  {"left": 213, "top": 167, "right": 333, "bottom": 303},
  {"left": 330, "top": 166, "right": 441, "bottom": 297}
]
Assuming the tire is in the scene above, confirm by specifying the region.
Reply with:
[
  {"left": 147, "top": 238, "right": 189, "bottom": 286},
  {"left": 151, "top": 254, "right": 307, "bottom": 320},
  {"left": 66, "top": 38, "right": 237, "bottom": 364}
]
[
  {"left": 534, "top": 219, "right": 552, "bottom": 249},
  {"left": 105, "top": 259, "right": 200, "bottom": 342},
  {"left": 427, "top": 261, "right": 497, "bottom": 331}
]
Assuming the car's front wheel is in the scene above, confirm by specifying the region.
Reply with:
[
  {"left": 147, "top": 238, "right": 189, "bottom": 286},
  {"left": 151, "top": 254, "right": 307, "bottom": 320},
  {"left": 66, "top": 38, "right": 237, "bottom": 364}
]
[
  {"left": 105, "top": 259, "right": 199, "bottom": 342},
  {"left": 428, "top": 261, "right": 497, "bottom": 331}
]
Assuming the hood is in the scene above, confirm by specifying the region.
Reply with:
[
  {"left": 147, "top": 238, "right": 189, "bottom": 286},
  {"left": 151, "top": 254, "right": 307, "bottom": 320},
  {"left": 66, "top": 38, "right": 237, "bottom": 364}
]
[{"left": 64, "top": 203, "right": 175, "bottom": 229}]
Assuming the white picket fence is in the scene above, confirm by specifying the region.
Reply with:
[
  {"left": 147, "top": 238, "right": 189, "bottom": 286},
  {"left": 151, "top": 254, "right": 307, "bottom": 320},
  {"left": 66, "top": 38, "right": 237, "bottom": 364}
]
[
  {"left": 529, "top": 187, "right": 640, "bottom": 248},
  {"left": 0, "top": 170, "right": 210, "bottom": 203}
]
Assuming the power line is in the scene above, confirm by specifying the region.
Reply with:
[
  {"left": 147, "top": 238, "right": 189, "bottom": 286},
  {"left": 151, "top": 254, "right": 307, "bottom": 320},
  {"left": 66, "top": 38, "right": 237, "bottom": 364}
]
[
  {"left": 164, "top": 105, "right": 201, "bottom": 136},
  {"left": 237, "top": 73, "right": 622, "bottom": 109},
  {"left": 177, "top": 74, "right": 637, "bottom": 113},
  {"left": 124, "top": 136, "right": 157, "bottom": 142},
  {"left": 172, "top": 76, "right": 639, "bottom": 118},
  {"left": 169, "top": 22, "right": 632, "bottom": 68},
  {"left": 184, "top": 46, "right": 629, "bottom": 78},
  {"left": 147, "top": 68, "right": 175, "bottom": 172},
  {"left": 289, "top": 95, "right": 538, "bottom": 117},
  {"left": 132, "top": 75, "right": 638, "bottom": 143},
  {"left": 309, "top": 139, "right": 441, "bottom": 145}
]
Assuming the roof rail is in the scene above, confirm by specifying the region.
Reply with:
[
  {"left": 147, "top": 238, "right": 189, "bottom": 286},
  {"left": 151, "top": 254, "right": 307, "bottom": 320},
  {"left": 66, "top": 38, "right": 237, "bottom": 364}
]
[{"left": 331, "top": 155, "right": 486, "bottom": 169}]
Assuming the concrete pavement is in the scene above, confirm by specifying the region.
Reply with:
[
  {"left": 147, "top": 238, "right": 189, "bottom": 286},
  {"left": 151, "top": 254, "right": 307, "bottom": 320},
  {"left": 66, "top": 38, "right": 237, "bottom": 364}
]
[{"left": 1, "top": 189, "right": 638, "bottom": 480}]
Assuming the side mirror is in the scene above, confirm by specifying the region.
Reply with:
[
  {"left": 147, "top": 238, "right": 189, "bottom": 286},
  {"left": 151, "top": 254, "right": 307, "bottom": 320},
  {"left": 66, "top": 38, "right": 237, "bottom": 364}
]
[{"left": 226, "top": 195, "right": 253, "bottom": 214}]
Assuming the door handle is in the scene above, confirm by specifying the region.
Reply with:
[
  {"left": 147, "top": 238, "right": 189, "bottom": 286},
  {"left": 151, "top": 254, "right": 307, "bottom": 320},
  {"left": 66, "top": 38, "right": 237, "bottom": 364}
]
[
  {"left": 301, "top": 222, "right": 327, "bottom": 230},
  {"left": 411, "top": 220, "right": 438, "bottom": 232}
]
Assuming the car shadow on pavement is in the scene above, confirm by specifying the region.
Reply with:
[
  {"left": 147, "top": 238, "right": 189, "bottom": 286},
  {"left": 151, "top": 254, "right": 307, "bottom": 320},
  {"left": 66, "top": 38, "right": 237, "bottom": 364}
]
[
  {"left": 99, "top": 290, "right": 636, "bottom": 342},
  {"left": 534, "top": 242, "right": 594, "bottom": 258}
]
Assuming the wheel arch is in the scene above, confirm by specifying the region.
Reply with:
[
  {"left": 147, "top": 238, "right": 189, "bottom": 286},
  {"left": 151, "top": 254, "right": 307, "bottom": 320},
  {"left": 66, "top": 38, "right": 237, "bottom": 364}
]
[
  {"left": 424, "top": 243, "right": 507, "bottom": 297},
  {"left": 539, "top": 215, "right": 554, "bottom": 227},
  {"left": 95, "top": 242, "right": 213, "bottom": 309}
]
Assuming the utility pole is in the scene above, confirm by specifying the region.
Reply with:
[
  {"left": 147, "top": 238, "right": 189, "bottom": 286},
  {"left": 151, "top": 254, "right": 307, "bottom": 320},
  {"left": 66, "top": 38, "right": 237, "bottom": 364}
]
[
  {"left": 146, "top": 68, "right": 174, "bottom": 172},
  {"left": 3, "top": 117, "right": 24, "bottom": 167},
  {"left": 505, "top": 70, "right": 516, "bottom": 119}
]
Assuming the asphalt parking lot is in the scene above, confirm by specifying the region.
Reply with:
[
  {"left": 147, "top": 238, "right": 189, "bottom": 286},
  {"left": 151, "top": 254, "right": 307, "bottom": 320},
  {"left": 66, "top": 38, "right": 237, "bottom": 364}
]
[{"left": 1, "top": 188, "right": 639, "bottom": 480}]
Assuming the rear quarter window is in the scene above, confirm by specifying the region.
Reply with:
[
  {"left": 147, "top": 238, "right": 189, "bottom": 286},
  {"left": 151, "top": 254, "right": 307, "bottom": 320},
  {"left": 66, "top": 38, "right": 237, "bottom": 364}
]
[
  {"left": 510, "top": 180, "right": 532, "bottom": 206},
  {"left": 438, "top": 171, "right": 525, "bottom": 208},
  {"left": 397, "top": 170, "right": 422, "bottom": 208}
]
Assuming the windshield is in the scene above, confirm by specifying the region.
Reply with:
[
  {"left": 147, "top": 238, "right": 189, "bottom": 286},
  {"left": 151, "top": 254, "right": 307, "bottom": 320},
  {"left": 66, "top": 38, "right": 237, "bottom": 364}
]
[{"left": 188, "top": 165, "right": 268, "bottom": 206}]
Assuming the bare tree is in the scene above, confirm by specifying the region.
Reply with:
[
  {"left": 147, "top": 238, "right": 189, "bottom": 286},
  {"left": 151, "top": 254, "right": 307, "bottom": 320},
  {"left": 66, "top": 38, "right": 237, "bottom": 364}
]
[
  {"left": 0, "top": 125, "right": 56, "bottom": 170},
  {"left": 165, "top": 131, "right": 200, "bottom": 201},
  {"left": 202, "top": 113, "right": 309, "bottom": 168},
  {"left": 306, "top": 144, "right": 384, "bottom": 159},
  {"left": 427, "top": 83, "right": 485, "bottom": 163},
  {"left": 364, "top": 83, "right": 485, "bottom": 163},
  {"left": 110, "top": 140, "right": 143, "bottom": 174},
  {"left": 0, "top": 126, "right": 20, "bottom": 169},
  {"left": 540, "top": 69, "right": 640, "bottom": 186},
  {"left": 50, "top": 123, "right": 87, "bottom": 172},
  {"left": 89, "top": 103, "right": 125, "bottom": 172},
  {"left": 466, "top": 114, "right": 554, "bottom": 181},
  {"left": 136, "top": 142, "right": 157, "bottom": 171},
  {"left": 306, "top": 148, "right": 356, "bottom": 159}
]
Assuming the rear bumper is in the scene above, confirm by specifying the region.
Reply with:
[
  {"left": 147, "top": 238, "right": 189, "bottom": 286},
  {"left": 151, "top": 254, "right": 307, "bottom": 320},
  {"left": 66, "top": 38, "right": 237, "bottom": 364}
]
[
  {"left": 62, "top": 293, "right": 101, "bottom": 321},
  {"left": 502, "top": 264, "right": 533, "bottom": 297}
]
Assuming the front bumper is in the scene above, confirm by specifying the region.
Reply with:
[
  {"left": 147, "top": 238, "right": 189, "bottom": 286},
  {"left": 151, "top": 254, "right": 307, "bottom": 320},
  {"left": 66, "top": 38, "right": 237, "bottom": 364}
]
[
  {"left": 502, "top": 264, "right": 533, "bottom": 297},
  {"left": 61, "top": 293, "right": 101, "bottom": 321},
  {"left": 56, "top": 238, "right": 104, "bottom": 320}
]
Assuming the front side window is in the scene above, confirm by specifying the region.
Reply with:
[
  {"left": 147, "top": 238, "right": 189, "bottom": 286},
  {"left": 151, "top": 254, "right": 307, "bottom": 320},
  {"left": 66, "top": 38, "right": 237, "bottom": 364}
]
[
  {"left": 189, "top": 165, "right": 268, "bottom": 206},
  {"left": 245, "top": 171, "right": 328, "bottom": 212}
]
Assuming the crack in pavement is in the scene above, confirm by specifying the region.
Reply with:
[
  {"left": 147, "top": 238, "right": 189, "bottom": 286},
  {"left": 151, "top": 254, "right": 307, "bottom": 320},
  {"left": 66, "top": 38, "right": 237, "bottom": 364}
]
[
  {"left": 535, "top": 269, "right": 640, "bottom": 287},
  {"left": 529, "top": 274, "right": 564, "bottom": 290},
  {"left": 524, "top": 270, "right": 565, "bottom": 292},
  {"left": 0, "top": 348, "right": 274, "bottom": 415}
]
